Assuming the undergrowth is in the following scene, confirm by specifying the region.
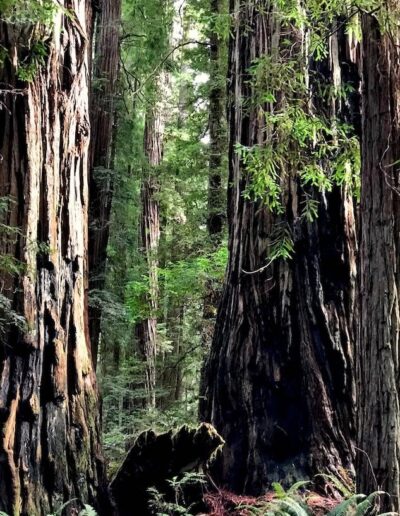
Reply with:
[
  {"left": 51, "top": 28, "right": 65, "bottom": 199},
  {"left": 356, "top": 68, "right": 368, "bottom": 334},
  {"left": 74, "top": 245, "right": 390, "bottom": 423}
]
[{"left": 148, "top": 474, "right": 398, "bottom": 516}]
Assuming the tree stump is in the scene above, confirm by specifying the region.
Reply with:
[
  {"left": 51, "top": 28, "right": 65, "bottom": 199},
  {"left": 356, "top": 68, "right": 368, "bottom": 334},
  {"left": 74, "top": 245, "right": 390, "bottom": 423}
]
[{"left": 109, "top": 423, "right": 224, "bottom": 515}]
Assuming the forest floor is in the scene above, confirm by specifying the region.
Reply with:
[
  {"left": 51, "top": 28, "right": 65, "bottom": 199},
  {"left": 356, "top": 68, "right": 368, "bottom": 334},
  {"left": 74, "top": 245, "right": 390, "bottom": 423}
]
[{"left": 203, "top": 489, "right": 340, "bottom": 515}]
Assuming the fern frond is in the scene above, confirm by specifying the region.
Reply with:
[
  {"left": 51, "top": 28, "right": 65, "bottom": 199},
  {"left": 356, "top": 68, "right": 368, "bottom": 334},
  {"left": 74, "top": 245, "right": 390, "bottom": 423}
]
[
  {"left": 287, "top": 481, "right": 311, "bottom": 496},
  {"left": 278, "top": 497, "right": 310, "bottom": 516},
  {"left": 355, "top": 491, "right": 386, "bottom": 516},
  {"left": 272, "top": 482, "right": 287, "bottom": 499},
  {"left": 79, "top": 505, "right": 98, "bottom": 516},
  {"left": 327, "top": 494, "right": 366, "bottom": 516},
  {"left": 316, "top": 474, "right": 354, "bottom": 498}
]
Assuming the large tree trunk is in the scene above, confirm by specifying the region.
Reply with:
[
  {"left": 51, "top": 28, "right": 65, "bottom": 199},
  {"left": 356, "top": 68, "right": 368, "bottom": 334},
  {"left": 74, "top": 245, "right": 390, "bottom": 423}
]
[
  {"left": 357, "top": 11, "right": 400, "bottom": 511},
  {"left": 89, "top": 0, "right": 121, "bottom": 368},
  {"left": 200, "top": 0, "right": 357, "bottom": 494},
  {"left": 136, "top": 98, "right": 165, "bottom": 409},
  {"left": 0, "top": 3, "right": 107, "bottom": 514}
]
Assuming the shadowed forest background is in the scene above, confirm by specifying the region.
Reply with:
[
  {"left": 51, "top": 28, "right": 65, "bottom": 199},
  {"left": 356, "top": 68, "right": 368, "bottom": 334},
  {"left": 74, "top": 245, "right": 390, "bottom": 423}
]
[{"left": 1, "top": 0, "right": 400, "bottom": 515}]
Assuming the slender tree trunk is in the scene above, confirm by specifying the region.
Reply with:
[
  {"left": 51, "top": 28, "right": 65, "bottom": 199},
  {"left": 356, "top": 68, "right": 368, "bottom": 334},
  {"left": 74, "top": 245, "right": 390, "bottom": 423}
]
[
  {"left": 159, "top": 301, "right": 185, "bottom": 409},
  {"left": 200, "top": 0, "right": 357, "bottom": 494},
  {"left": 357, "top": 11, "right": 400, "bottom": 511},
  {"left": 89, "top": 0, "right": 121, "bottom": 368},
  {"left": 207, "top": 0, "right": 226, "bottom": 243},
  {"left": 0, "top": 3, "right": 107, "bottom": 515},
  {"left": 136, "top": 96, "right": 165, "bottom": 408},
  {"left": 199, "top": 0, "right": 228, "bottom": 400}
]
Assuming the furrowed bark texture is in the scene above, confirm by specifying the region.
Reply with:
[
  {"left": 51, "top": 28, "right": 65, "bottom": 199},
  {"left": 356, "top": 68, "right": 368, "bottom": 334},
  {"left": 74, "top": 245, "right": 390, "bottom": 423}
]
[
  {"left": 357, "top": 12, "right": 400, "bottom": 511},
  {"left": 200, "top": 0, "right": 357, "bottom": 494},
  {"left": 89, "top": 0, "right": 121, "bottom": 367},
  {"left": 0, "top": 4, "right": 107, "bottom": 514},
  {"left": 136, "top": 98, "right": 164, "bottom": 409}
]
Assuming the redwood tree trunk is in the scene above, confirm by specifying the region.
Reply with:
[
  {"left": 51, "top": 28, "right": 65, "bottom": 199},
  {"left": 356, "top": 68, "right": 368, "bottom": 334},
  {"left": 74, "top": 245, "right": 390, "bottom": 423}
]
[
  {"left": 204, "top": 0, "right": 227, "bottom": 319},
  {"left": 357, "top": 11, "right": 400, "bottom": 511},
  {"left": 199, "top": 0, "right": 228, "bottom": 415},
  {"left": 136, "top": 103, "right": 164, "bottom": 409},
  {"left": 207, "top": 0, "right": 226, "bottom": 243},
  {"left": 200, "top": 0, "right": 357, "bottom": 494},
  {"left": 89, "top": 0, "right": 121, "bottom": 368},
  {"left": 0, "top": 3, "right": 107, "bottom": 514}
]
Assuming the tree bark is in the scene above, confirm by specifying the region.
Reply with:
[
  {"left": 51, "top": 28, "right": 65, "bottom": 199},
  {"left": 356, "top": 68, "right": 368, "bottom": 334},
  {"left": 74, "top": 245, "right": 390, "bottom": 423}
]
[
  {"left": 357, "top": 11, "right": 400, "bottom": 511},
  {"left": 136, "top": 96, "right": 165, "bottom": 409},
  {"left": 89, "top": 0, "right": 121, "bottom": 368},
  {"left": 200, "top": 0, "right": 357, "bottom": 494},
  {"left": 0, "top": 3, "right": 107, "bottom": 514}
]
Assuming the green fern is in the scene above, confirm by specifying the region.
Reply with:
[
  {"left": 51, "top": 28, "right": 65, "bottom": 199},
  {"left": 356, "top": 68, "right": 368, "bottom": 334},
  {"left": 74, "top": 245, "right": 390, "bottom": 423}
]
[
  {"left": 287, "top": 481, "right": 311, "bottom": 497},
  {"left": 315, "top": 474, "right": 354, "bottom": 499},
  {"left": 46, "top": 499, "right": 97, "bottom": 516},
  {"left": 355, "top": 491, "right": 386, "bottom": 516},
  {"left": 326, "top": 494, "right": 366, "bottom": 516},
  {"left": 238, "top": 496, "right": 310, "bottom": 516},
  {"left": 79, "top": 505, "right": 98, "bottom": 516},
  {"left": 272, "top": 482, "right": 288, "bottom": 499}
]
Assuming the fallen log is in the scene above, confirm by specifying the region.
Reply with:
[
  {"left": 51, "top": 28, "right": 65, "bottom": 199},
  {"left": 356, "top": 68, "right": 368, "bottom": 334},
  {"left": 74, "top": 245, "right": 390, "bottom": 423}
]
[{"left": 109, "top": 423, "right": 224, "bottom": 515}]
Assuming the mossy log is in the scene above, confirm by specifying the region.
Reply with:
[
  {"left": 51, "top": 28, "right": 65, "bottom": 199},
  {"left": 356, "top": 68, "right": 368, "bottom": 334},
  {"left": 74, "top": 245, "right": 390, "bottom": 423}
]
[{"left": 109, "top": 423, "right": 224, "bottom": 515}]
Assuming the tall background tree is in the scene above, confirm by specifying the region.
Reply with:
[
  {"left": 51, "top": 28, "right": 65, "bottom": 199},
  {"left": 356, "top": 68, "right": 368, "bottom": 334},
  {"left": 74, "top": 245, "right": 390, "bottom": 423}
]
[
  {"left": 357, "top": 6, "right": 400, "bottom": 512},
  {"left": 0, "top": 1, "right": 106, "bottom": 513},
  {"left": 201, "top": 0, "right": 228, "bottom": 349},
  {"left": 136, "top": 82, "right": 166, "bottom": 408},
  {"left": 98, "top": 0, "right": 229, "bottom": 468},
  {"left": 89, "top": 0, "right": 122, "bottom": 367}
]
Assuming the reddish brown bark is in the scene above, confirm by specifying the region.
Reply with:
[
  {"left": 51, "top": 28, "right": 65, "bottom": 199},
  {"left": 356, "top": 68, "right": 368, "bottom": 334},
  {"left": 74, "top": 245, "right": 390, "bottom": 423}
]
[
  {"left": 357, "top": 11, "right": 400, "bottom": 512},
  {"left": 0, "top": 3, "right": 107, "bottom": 514},
  {"left": 89, "top": 0, "right": 121, "bottom": 367},
  {"left": 136, "top": 101, "right": 164, "bottom": 408}
]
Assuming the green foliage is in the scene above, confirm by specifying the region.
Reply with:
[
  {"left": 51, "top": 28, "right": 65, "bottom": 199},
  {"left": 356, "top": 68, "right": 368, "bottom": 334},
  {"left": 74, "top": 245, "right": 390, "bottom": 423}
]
[
  {"left": 0, "top": 0, "right": 70, "bottom": 82},
  {"left": 0, "top": 0, "right": 58, "bottom": 25},
  {"left": 234, "top": 479, "right": 391, "bottom": 516},
  {"left": 79, "top": 505, "right": 98, "bottom": 516},
  {"left": 236, "top": 143, "right": 284, "bottom": 214},
  {"left": 326, "top": 492, "right": 386, "bottom": 516},
  {"left": 268, "top": 224, "right": 295, "bottom": 263},
  {"left": 99, "top": 0, "right": 228, "bottom": 476},
  {"left": 147, "top": 472, "right": 207, "bottom": 516},
  {"left": 236, "top": 104, "right": 360, "bottom": 218},
  {"left": 46, "top": 500, "right": 98, "bottom": 516},
  {"left": 238, "top": 482, "right": 310, "bottom": 516},
  {"left": 0, "top": 197, "right": 26, "bottom": 339},
  {"left": 17, "top": 39, "right": 48, "bottom": 82},
  {"left": 232, "top": 0, "right": 362, "bottom": 277}
]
